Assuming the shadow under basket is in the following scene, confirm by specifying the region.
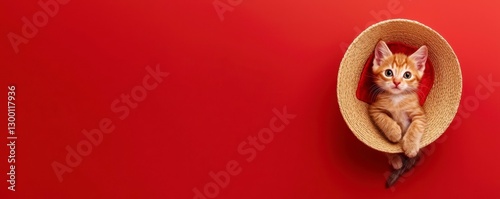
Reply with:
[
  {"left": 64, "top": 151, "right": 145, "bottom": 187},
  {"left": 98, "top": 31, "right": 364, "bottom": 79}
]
[{"left": 337, "top": 19, "right": 462, "bottom": 153}]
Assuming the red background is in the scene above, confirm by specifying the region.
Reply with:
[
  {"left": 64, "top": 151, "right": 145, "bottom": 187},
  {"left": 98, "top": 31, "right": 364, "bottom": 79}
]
[{"left": 1, "top": 0, "right": 500, "bottom": 198}]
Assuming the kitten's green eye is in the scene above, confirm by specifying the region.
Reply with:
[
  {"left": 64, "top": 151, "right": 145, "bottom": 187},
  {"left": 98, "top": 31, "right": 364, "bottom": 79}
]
[
  {"left": 384, "top": 69, "right": 393, "bottom": 77},
  {"left": 403, "top": 71, "right": 412, "bottom": 79}
]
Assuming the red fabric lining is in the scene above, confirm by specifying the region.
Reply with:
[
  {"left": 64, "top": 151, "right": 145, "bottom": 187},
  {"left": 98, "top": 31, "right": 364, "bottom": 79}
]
[{"left": 356, "top": 42, "right": 435, "bottom": 106}]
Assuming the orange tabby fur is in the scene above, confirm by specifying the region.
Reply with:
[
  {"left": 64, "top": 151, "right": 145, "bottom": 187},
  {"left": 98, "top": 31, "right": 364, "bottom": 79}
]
[{"left": 368, "top": 41, "right": 428, "bottom": 169}]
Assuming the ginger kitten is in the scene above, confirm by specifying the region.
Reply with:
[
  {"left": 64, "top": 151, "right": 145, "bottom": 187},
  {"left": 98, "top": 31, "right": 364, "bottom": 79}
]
[{"left": 368, "top": 41, "right": 428, "bottom": 169}]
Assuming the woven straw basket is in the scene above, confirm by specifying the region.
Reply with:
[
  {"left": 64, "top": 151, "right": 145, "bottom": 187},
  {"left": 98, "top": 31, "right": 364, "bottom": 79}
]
[{"left": 337, "top": 19, "right": 462, "bottom": 153}]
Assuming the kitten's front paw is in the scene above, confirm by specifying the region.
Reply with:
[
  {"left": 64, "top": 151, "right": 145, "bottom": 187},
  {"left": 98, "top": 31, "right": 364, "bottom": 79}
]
[
  {"left": 386, "top": 125, "right": 402, "bottom": 143},
  {"left": 402, "top": 139, "right": 419, "bottom": 158}
]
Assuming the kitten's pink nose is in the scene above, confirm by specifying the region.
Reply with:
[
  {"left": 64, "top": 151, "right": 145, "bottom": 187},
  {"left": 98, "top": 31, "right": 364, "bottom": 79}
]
[{"left": 393, "top": 81, "right": 401, "bottom": 87}]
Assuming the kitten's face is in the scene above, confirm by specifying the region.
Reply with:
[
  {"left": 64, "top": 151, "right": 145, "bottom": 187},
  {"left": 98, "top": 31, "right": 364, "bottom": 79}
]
[{"left": 372, "top": 41, "right": 428, "bottom": 95}]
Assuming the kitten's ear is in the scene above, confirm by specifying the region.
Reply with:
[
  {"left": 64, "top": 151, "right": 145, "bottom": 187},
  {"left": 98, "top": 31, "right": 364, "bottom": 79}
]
[
  {"left": 409, "top": 45, "right": 428, "bottom": 76},
  {"left": 373, "top": 41, "right": 392, "bottom": 71}
]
